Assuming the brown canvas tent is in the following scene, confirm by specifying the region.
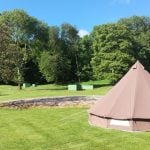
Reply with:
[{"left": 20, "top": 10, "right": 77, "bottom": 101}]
[{"left": 89, "top": 61, "right": 150, "bottom": 131}]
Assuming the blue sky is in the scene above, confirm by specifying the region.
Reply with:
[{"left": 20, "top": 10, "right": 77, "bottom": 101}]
[{"left": 0, "top": 0, "right": 150, "bottom": 35}]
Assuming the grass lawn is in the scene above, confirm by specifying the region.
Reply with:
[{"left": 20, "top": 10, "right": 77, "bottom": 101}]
[
  {"left": 0, "top": 107, "right": 150, "bottom": 150},
  {"left": 0, "top": 80, "right": 112, "bottom": 101}
]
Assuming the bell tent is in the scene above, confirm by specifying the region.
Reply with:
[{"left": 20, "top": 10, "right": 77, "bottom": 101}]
[{"left": 89, "top": 61, "right": 150, "bottom": 131}]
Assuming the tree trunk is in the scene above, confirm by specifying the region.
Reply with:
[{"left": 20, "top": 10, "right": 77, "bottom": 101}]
[
  {"left": 75, "top": 53, "right": 80, "bottom": 83},
  {"left": 17, "top": 68, "right": 23, "bottom": 90},
  {"left": 18, "top": 82, "right": 22, "bottom": 90}
]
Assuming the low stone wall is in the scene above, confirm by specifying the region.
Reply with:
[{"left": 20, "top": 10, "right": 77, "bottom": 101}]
[{"left": 0, "top": 96, "right": 103, "bottom": 109}]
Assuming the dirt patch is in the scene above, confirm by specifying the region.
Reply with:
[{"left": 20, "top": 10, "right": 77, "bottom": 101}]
[{"left": 0, "top": 96, "right": 102, "bottom": 109}]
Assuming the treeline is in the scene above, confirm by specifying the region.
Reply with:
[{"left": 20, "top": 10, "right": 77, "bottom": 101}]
[{"left": 0, "top": 9, "right": 150, "bottom": 88}]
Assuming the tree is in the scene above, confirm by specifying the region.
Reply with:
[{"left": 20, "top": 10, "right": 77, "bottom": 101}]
[
  {"left": 60, "top": 23, "right": 80, "bottom": 82},
  {"left": 39, "top": 51, "right": 71, "bottom": 83},
  {"left": 0, "top": 9, "right": 49, "bottom": 88},
  {"left": 77, "top": 35, "right": 93, "bottom": 81},
  {"left": 0, "top": 24, "right": 13, "bottom": 83},
  {"left": 39, "top": 24, "right": 80, "bottom": 83},
  {"left": 39, "top": 26, "right": 71, "bottom": 83},
  {"left": 118, "top": 16, "right": 150, "bottom": 33},
  {"left": 138, "top": 31, "right": 150, "bottom": 70},
  {"left": 0, "top": 24, "right": 25, "bottom": 86},
  {"left": 91, "top": 24, "right": 135, "bottom": 83},
  {"left": 118, "top": 16, "right": 150, "bottom": 70}
]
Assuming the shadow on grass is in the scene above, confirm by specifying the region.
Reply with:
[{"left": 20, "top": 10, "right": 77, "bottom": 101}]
[
  {"left": 93, "top": 83, "right": 113, "bottom": 89},
  {"left": 37, "top": 88, "right": 67, "bottom": 91},
  {"left": 0, "top": 94, "right": 9, "bottom": 96}
]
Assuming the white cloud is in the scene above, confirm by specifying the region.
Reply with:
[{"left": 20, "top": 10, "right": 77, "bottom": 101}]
[
  {"left": 78, "top": 29, "right": 89, "bottom": 38},
  {"left": 112, "top": 0, "right": 132, "bottom": 5}
]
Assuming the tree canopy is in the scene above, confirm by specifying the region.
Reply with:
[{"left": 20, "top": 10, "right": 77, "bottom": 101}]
[
  {"left": 1, "top": 10, "right": 150, "bottom": 86},
  {"left": 91, "top": 24, "right": 135, "bottom": 83},
  {"left": 0, "top": 9, "right": 49, "bottom": 88}
]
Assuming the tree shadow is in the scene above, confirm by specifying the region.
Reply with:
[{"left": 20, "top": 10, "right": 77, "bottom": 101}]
[
  {"left": 37, "top": 87, "right": 67, "bottom": 91},
  {"left": 94, "top": 83, "right": 113, "bottom": 88},
  {"left": 0, "top": 94, "right": 9, "bottom": 96}
]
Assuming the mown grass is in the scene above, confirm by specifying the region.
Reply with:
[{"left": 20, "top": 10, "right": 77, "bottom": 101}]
[
  {"left": 0, "top": 107, "right": 150, "bottom": 150},
  {"left": 0, "top": 80, "right": 112, "bottom": 101}
]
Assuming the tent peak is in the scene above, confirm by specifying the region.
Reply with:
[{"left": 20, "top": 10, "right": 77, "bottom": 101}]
[{"left": 132, "top": 60, "right": 144, "bottom": 69}]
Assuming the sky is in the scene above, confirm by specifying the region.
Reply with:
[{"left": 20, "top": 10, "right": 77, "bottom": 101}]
[{"left": 0, "top": 0, "right": 150, "bottom": 36}]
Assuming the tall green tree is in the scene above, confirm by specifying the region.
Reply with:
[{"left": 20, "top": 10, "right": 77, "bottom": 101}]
[
  {"left": 91, "top": 24, "right": 135, "bottom": 83},
  {"left": 61, "top": 23, "right": 80, "bottom": 82},
  {"left": 118, "top": 16, "right": 150, "bottom": 70},
  {"left": 0, "top": 24, "right": 25, "bottom": 86},
  {"left": 77, "top": 35, "right": 93, "bottom": 81},
  {"left": 0, "top": 24, "right": 13, "bottom": 83},
  {"left": 39, "top": 51, "right": 71, "bottom": 83},
  {"left": 0, "top": 9, "right": 49, "bottom": 88},
  {"left": 39, "top": 24, "right": 80, "bottom": 83}
]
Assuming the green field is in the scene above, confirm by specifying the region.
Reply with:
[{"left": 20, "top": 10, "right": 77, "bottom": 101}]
[
  {"left": 0, "top": 107, "right": 150, "bottom": 150},
  {"left": 0, "top": 80, "right": 112, "bottom": 101}
]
